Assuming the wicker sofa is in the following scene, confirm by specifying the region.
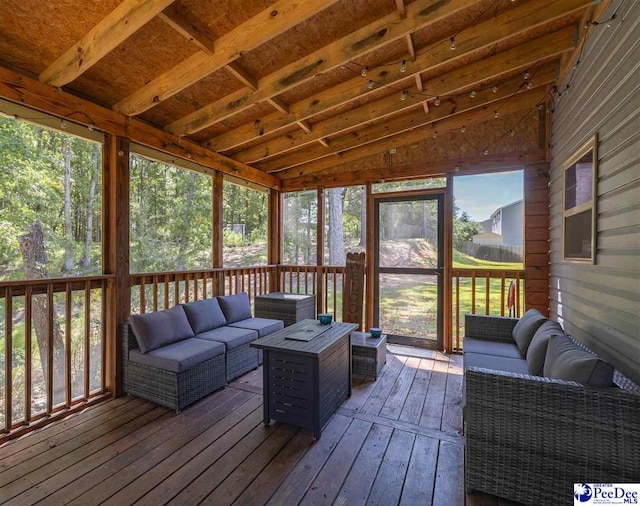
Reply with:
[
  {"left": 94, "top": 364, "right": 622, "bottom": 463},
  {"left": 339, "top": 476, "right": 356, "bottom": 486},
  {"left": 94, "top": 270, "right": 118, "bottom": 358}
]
[
  {"left": 463, "top": 311, "right": 640, "bottom": 506},
  {"left": 123, "top": 292, "right": 283, "bottom": 412}
]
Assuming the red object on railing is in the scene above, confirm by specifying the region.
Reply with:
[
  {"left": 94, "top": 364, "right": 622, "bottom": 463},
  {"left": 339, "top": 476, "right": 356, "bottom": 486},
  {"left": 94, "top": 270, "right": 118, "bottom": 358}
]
[{"left": 507, "top": 280, "right": 517, "bottom": 317}]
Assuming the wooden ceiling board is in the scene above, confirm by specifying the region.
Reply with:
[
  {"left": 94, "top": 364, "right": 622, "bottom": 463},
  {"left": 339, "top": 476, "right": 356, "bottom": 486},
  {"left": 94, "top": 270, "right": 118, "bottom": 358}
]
[
  {"left": 0, "top": 0, "right": 122, "bottom": 77},
  {"left": 238, "top": 0, "right": 396, "bottom": 80}
]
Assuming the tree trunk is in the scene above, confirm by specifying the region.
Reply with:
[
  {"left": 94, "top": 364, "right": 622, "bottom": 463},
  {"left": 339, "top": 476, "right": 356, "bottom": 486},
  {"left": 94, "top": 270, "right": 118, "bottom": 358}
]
[
  {"left": 328, "top": 188, "right": 346, "bottom": 265},
  {"left": 62, "top": 138, "right": 74, "bottom": 271},
  {"left": 359, "top": 188, "right": 366, "bottom": 247},
  {"left": 82, "top": 145, "right": 99, "bottom": 267},
  {"left": 388, "top": 205, "right": 396, "bottom": 240},
  {"left": 18, "top": 221, "right": 66, "bottom": 405},
  {"left": 176, "top": 172, "right": 197, "bottom": 270}
]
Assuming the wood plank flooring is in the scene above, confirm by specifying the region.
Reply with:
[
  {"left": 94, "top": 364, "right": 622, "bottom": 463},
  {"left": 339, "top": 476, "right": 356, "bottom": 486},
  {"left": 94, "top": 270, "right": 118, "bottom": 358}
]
[{"left": 0, "top": 345, "right": 518, "bottom": 506}]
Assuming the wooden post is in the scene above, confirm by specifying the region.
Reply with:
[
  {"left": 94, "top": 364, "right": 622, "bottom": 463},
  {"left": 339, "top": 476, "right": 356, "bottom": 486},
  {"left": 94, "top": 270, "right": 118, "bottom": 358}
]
[
  {"left": 268, "top": 188, "right": 282, "bottom": 293},
  {"left": 444, "top": 174, "right": 454, "bottom": 353},
  {"left": 316, "top": 188, "right": 325, "bottom": 315},
  {"left": 103, "top": 134, "right": 130, "bottom": 397},
  {"left": 524, "top": 162, "right": 550, "bottom": 316},
  {"left": 212, "top": 171, "right": 225, "bottom": 295},
  {"left": 365, "top": 182, "right": 374, "bottom": 330}
]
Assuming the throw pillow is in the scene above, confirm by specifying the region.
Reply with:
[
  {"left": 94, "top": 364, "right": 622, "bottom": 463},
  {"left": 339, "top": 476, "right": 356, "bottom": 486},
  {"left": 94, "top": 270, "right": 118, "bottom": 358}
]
[
  {"left": 218, "top": 292, "right": 252, "bottom": 324},
  {"left": 129, "top": 305, "right": 194, "bottom": 354},
  {"left": 512, "top": 309, "right": 547, "bottom": 356},
  {"left": 183, "top": 298, "right": 227, "bottom": 334},
  {"left": 543, "top": 334, "right": 614, "bottom": 387},
  {"left": 526, "top": 320, "right": 565, "bottom": 375}
]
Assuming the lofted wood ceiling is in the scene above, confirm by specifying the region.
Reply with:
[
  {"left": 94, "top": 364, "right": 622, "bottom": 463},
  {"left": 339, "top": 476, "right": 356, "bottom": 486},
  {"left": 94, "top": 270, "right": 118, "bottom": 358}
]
[{"left": 0, "top": 0, "right": 601, "bottom": 188}]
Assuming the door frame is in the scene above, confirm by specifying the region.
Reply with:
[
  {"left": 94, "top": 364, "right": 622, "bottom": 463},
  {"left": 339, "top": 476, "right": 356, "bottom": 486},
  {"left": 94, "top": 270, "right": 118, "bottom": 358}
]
[{"left": 372, "top": 189, "right": 445, "bottom": 349}]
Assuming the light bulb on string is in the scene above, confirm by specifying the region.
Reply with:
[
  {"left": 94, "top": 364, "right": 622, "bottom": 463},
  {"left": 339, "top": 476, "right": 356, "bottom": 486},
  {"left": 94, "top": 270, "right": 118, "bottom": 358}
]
[
  {"left": 461, "top": 126, "right": 466, "bottom": 133},
  {"left": 510, "top": 130, "right": 516, "bottom": 137},
  {"left": 470, "top": 90, "right": 477, "bottom": 98},
  {"left": 432, "top": 131, "right": 438, "bottom": 139},
  {"left": 449, "top": 37, "right": 456, "bottom": 50},
  {"left": 87, "top": 123, "right": 94, "bottom": 131},
  {"left": 361, "top": 67, "right": 368, "bottom": 77},
  {"left": 524, "top": 71, "right": 530, "bottom": 80},
  {"left": 526, "top": 81, "right": 533, "bottom": 89},
  {"left": 483, "top": 148, "right": 490, "bottom": 155},
  {"left": 492, "top": 86, "right": 498, "bottom": 93},
  {"left": 400, "top": 60, "right": 407, "bottom": 73},
  {"left": 434, "top": 96, "right": 441, "bottom": 106},
  {"left": 367, "top": 80, "right": 375, "bottom": 90},
  {"left": 494, "top": 111, "right": 500, "bottom": 119},
  {"left": 60, "top": 119, "right": 68, "bottom": 129},
  {"left": 400, "top": 91, "right": 408, "bottom": 101}
]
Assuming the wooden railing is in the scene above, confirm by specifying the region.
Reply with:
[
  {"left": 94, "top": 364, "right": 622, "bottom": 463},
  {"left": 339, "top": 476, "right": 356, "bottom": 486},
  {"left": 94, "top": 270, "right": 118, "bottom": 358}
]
[
  {"left": 130, "top": 266, "right": 276, "bottom": 314},
  {"left": 452, "top": 269, "right": 525, "bottom": 350},
  {"left": 0, "top": 275, "right": 111, "bottom": 437}
]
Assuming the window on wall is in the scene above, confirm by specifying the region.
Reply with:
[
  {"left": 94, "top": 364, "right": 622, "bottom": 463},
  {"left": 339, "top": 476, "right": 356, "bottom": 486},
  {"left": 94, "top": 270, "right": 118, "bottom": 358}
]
[
  {"left": 129, "top": 148, "right": 212, "bottom": 273},
  {"left": 283, "top": 190, "right": 317, "bottom": 265},
  {"left": 372, "top": 177, "right": 446, "bottom": 193},
  {"left": 223, "top": 180, "right": 268, "bottom": 267},
  {"left": 0, "top": 110, "right": 103, "bottom": 281},
  {"left": 453, "top": 170, "right": 524, "bottom": 270},
  {"left": 563, "top": 136, "right": 597, "bottom": 263},
  {"left": 324, "top": 186, "right": 366, "bottom": 265}
]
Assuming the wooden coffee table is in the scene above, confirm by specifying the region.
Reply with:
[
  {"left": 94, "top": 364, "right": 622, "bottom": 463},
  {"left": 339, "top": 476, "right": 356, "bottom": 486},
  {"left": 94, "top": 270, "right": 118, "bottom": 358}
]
[{"left": 250, "top": 319, "right": 358, "bottom": 439}]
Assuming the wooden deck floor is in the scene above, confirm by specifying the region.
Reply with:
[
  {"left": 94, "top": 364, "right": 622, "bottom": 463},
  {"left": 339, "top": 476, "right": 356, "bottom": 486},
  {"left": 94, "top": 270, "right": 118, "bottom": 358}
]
[{"left": 0, "top": 345, "right": 517, "bottom": 505}]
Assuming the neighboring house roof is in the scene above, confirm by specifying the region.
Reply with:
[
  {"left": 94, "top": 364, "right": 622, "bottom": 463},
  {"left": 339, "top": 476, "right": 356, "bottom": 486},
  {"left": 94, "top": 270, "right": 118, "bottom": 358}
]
[{"left": 489, "top": 199, "right": 523, "bottom": 220}]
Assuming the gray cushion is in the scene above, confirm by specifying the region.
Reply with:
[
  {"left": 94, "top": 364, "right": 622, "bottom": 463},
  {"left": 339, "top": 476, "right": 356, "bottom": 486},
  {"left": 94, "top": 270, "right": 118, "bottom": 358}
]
[
  {"left": 512, "top": 309, "right": 547, "bottom": 355},
  {"left": 543, "top": 334, "right": 614, "bottom": 387},
  {"left": 194, "top": 326, "right": 258, "bottom": 351},
  {"left": 182, "top": 298, "right": 227, "bottom": 334},
  {"left": 526, "top": 320, "right": 566, "bottom": 375},
  {"left": 464, "top": 352, "right": 529, "bottom": 375},
  {"left": 129, "top": 305, "right": 194, "bottom": 354},
  {"left": 218, "top": 293, "right": 252, "bottom": 324},
  {"left": 229, "top": 317, "right": 284, "bottom": 338},
  {"left": 463, "top": 338, "right": 523, "bottom": 359},
  {"left": 128, "top": 338, "right": 224, "bottom": 373}
]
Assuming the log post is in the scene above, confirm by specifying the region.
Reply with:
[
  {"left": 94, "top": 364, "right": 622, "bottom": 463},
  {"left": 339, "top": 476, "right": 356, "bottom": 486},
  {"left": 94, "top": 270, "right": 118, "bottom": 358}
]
[{"left": 268, "top": 188, "right": 282, "bottom": 293}]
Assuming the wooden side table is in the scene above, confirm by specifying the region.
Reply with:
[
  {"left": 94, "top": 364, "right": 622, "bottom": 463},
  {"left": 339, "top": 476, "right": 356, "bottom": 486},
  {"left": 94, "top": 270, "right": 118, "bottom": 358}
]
[
  {"left": 351, "top": 332, "right": 387, "bottom": 380},
  {"left": 254, "top": 292, "right": 316, "bottom": 327}
]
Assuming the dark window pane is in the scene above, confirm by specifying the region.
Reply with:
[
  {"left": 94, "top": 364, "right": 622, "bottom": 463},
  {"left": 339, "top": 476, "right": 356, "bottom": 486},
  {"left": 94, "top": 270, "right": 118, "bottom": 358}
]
[{"left": 564, "top": 210, "right": 592, "bottom": 259}]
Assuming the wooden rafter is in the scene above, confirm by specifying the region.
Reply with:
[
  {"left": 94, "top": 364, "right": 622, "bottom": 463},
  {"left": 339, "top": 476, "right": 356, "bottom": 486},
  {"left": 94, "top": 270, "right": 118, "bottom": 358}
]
[
  {"left": 40, "top": 0, "right": 176, "bottom": 87},
  {"left": 226, "top": 62, "right": 259, "bottom": 91},
  {"left": 281, "top": 151, "right": 547, "bottom": 191},
  {"left": 157, "top": 3, "right": 215, "bottom": 54},
  {"left": 0, "top": 66, "right": 279, "bottom": 189},
  {"left": 258, "top": 65, "right": 557, "bottom": 173},
  {"left": 165, "top": 0, "right": 483, "bottom": 136},
  {"left": 207, "top": 0, "right": 591, "bottom": 153},
  {"left": 114, "top": 0, "right": 341, "bottom": 116},
  {"left": 277, "top": 88, "right": 548, "bottom": 179},
  {"left": 233, "top": 27, "right": 574, "bottom": 165}
]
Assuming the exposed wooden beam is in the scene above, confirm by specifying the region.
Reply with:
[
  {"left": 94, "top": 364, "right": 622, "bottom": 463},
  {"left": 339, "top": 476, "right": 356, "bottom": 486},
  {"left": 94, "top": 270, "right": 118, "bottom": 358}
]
[
  {"left": 40, "top": 0, "right": 176, "bottom": 87},
  {"left": 226, "top": 62, "right": 258, "bottom": 91},
  {"left": 157, "top": 2, "right": 215, "bottom": 54},
  {"left": 281, "top": 150, "right": 547, "bottom": 191},
  {"left": 0, "top": 65, "right": 280, "bottom": 189},
  {"left": 114, "top": 0, "right": 341, "bottom": 116},
  {"left": 395, "top": 0, "right": 407, "bottom": 19},
  {"left": 268, "top": 97, "right": 290, "bottom": 114},
  {"left": 278, "top": 88, "right": 547, "bottom": 179},
  {"left": 296, "top": 120, "right": 313, "bottom": 133},
  {"left": 258, "top": 65, "right": 556, "bottom": 172},
  {"left": 165, "top": 0, "right": 483, "bottom": 135},
  {"left": 234, "top": 26, "right": 573, "bottom": 165},
  {"left": 558, "top": 0, "right": 612, "bottom": 85},
  {"left": 406, "top": 34, "right": 416, "bottom": 61},
  {"left": 208, "top": 0, "right": 591, "bottom": 152}
]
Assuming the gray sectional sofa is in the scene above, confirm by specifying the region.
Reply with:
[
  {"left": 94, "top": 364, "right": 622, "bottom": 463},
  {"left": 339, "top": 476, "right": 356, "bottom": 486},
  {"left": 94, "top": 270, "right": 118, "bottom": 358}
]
[
  {"left": 463, "top": 310, "right": 640, "bottom": 506},
  {"left": 123, "top": 292, "right": 284, "bottom": 412}
]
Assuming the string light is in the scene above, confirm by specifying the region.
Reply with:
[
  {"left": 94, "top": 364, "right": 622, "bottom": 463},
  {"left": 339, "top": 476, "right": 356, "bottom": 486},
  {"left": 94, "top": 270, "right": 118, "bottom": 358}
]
[
  {"left": 494, "top": 110, "right": 500, "bottom": 119},
  {"left": 510, "top": 130, "right": 516, "bottom": 136},
  {"left": 400, "top": 91, "right": 408, "bottom": 101},
  {"left": 432, "top": 131, "right": 438, "bottom": 139},
  {"left": 360, "top": 67, "right": 368, "bottom": 77},
  {"left": 400, "top": 60, "right": 407, "bottom": 73},
  {"left": 483, "top": 148, "right": 490, "bottom": 155},
  {"left": 60, "top": 119, "right": 68, "bottom": 129},
  {"left": 461, "top": 126, "right": 466, "bottom": 133},
  {"left": 470, "top": 90, "right": 477, "bottom": 98},
  {"left": 367, "top": 80, "right": 375, "bottom": 90},
  {"left": 434, "top": 96, "right": 441, "bottom": 106},
  {"left": 449, "top": 37, "right": 456, "bottom": 50},
  {"left": 524, "top": 71, "right": 530, "bottom": 80},
  {"left": 492, "top": 86, "right": 499, "bottom": 93}
]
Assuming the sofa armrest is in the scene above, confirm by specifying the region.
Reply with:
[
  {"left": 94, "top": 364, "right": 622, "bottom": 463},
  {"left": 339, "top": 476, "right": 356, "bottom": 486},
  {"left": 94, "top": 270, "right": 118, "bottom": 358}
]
[
  {"left": 465, "top": 367, "right": 640, "bottom": 482},
  {"left": 464, "top": 314, "right": 518, "bottom": 343}
]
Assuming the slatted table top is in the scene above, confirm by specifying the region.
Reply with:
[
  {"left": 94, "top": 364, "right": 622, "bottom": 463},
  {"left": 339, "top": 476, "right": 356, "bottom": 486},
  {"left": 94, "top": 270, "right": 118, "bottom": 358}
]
[{"left": 251, "top": 319, "right": 358, "bottom": 357}]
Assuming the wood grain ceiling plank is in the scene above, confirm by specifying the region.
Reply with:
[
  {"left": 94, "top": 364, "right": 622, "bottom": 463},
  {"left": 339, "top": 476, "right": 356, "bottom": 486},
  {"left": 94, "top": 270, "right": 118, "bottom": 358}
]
[
  {"left": 165, "top": 0, "right": 482, "bottom": 136},
  {"left": 114, "top": 0, "right": 341, "bottom": 116},
  {"left": 40, "top": 0, "right": 176, "bottom": 87},
  {"left": 232, "top": 26, "right": 574, "bottom": 165},
  {"left": 207, "top": 0, "right": 591, "bottom": 153},
  {"left": 277, "top": 88, "right": 548, "bottom": 180},
  {"left": 259, "top": 65, "right": 557, "bottom": 173}
]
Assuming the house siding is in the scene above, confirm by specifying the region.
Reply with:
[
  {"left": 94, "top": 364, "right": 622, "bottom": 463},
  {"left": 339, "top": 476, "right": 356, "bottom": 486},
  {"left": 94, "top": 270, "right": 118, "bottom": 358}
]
[{"left": 549, "top": 1, "right": 640, "bottom": 383}]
